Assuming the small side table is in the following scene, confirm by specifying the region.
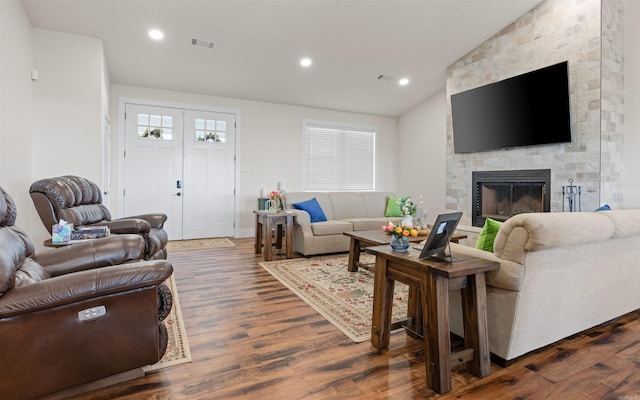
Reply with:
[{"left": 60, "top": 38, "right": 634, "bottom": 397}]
[
  {"left": 367, "top": 245, "right": 499, "bottom": 394},
  {"left": 254, "top": 210, "right": 294, "bottom": 261}
]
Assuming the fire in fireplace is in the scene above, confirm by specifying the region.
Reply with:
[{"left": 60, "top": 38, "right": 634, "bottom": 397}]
[{"left": 472, "top": 169, "right": 551, "bottom": 227}]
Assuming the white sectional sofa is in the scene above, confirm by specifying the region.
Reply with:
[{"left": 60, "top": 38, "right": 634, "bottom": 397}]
[
  {"left": 448, "top": 209, "right": 640, "bottom": 363},
  {"left": 284, "top": 192, "right": 402, "bottom": 256}
]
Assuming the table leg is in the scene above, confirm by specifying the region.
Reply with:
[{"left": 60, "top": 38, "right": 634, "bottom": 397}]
[
  {"left": 405, "top": 287, "right": 422, "bottom": 337},
  {"left": 422, "top": 272, "right": 452, "bottom": 394},
  {"left": 255, "top": 215, "right": 262, "bottom": 254},
  {"left": 276, "top": 224, "right": 283, "bottom": 249},
  {"left": 347, "top": 238, "right": 361, "bottom": 272},
  {"left": 264, "top": 218, "right": 273, "bottom": 261},
  {"left": 461, "top": 272, "right": 491, "bottom": 377},
  {"left": 371, "top": 255, "right": 394, "bottom": 349},
  {"left": 285, "top": 215, "right": 294, "bottom": 258}
]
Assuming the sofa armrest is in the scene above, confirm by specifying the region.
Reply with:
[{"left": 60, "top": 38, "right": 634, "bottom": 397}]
[
  {"left": 290, "top": 209, "right": 312, "bottom": 232},
  {"left": 450, "top": 243, "right": 525, "bottom": 292},
  {"left": 0, "top": 261, "right": 172, "bottom": 318},
  {"left": 121, "top": 213, "right": 167, "bottom": 229},
  {"left": 93, "top": 218, "right": 151, "bottom": 234},
  {"left": 33, "top": 235, "right": 146, "bottom": 276}
]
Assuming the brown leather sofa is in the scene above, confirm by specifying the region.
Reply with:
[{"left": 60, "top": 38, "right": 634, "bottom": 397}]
[
  {"left": 0, "top": 186, "right": 174, "bottom": 399},
  {"left": 29, "top": 175, "right": 169, "bottom": 260}
]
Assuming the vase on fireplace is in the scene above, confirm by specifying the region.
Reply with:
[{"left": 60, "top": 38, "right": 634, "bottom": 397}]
[{"left": 390, "top": 234, "right": 410, "bottom": 252}]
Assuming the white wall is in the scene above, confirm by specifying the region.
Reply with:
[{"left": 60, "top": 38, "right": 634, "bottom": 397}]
[
  {"left": 32, "top": 29, "right": 104, "bottom": 182},
  {"left": 0, "top": 0, "right": 35, "bottom": 229},
  {"left": 624, "top": 0, "right": 640, "bottom": 207},
  {"left": 110, "top": 84, "right": 399, "bottom": 236},
  {"left": 397, "top": 89, "right": 447, "bottom": 221},
  {"left": 22, "top": 29, "right": 107, "bottom": 247}
]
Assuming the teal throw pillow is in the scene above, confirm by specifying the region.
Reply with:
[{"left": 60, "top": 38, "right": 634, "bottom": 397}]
[
  {"left": 475, "top": 218, "right": 502, "bottom": 252},
  {"left": 385, "top": 196, "right": 403, "bottom": 217},
  {"left": 292, "top": 198, "right": 327, "bottom": 223},
  {"left": 595, "top": 204, "right": 611, "bottom": 211}
]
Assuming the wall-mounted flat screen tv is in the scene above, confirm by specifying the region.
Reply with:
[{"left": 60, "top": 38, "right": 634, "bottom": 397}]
[{"left": 451, "top": 61, "right": 571, "bottom": 154}]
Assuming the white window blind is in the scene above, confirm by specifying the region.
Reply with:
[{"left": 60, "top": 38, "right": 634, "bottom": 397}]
[{"left": 303, "top": 121, "right": 376, "bottom": 191}]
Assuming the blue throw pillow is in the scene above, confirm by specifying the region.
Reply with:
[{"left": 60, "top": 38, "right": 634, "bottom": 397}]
[
  {"left": 595, "top": 204, "right": 611, "bottom": 211},
  {"left": 292, "top": 198, "right": 327, "bottom": 223}
]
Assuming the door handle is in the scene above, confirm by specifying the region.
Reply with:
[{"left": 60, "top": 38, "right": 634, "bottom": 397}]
[{"left": 173, "top": 192, "right": 182, "bottom": 197}]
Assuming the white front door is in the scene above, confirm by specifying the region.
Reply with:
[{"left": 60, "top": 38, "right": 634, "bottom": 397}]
[
  {"left": 124, "top": 104, "right": 184, "bottom": 239},
  {"left": 123, "top": 103, "right": 236, "bottom": 240},
  {"left": 182, "top": 110, "right": 236, "bottom": 239}
]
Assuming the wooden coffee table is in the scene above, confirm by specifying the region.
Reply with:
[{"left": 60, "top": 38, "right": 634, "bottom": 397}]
[{"left": 343, "top": 229, "right": 467, "bottom": 273}]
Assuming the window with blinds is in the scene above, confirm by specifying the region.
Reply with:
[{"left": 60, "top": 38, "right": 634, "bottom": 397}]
[{"left": 303, "top": 121, "right": 376, "bottom": 191}]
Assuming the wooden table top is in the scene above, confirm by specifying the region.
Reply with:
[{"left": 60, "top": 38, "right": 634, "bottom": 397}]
[
  {"left": 343, "top": 229, "right": 466, "bottom": 246},
  {"left": 366, "top": 245, "right": 499, "bottom": 278}
]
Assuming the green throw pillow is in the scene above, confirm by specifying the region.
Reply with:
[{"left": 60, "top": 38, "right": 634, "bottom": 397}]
[
  {"left": 476, "top": 218, "right": 502, "bottom": 252},
  {"left": 385, "top": 196, "right": 403, "bottom": 217}
]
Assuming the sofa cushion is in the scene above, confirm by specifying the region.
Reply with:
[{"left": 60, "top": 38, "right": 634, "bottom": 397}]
[
  {"left": 384, "top": 196, "right": 403, "bottom": 217},
  {"left": 292, "top": 198, "right": 327, "bottom": 223},
  {"left": 345, "top": 217, "right": 401, "bottom": 231},
  {"left": 328, "top": 192, "right": 367, "bottom": 220},
  {"left": 476, "top": 218, "right": 502, "bottom": 252},
  {"left": 310, "top": 220, "right": 353, "bottom": 236},
  {"left": 362, "top": 192, "right": 396, "bottom": 218},
  {"left": 286, "top": 192, "right": 334, "bottom": 220}
]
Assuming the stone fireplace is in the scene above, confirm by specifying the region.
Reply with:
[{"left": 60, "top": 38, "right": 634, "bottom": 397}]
[
  {"left": 445, "top": 0, "right": 624, "bottom": 226},
  {"left": 472, "top": 169, "right": 550, "bottom": 227}
]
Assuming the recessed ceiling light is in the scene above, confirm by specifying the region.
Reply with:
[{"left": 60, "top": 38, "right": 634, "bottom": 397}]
[
  {"left": 399, "top": 78, "right": 410, "bottom": 86},
  {"left": 149, "top": 29, "right": 164, "bottom": 41},
  {"left": 300, "top": 58, "right": 312, "bottom": 67}
]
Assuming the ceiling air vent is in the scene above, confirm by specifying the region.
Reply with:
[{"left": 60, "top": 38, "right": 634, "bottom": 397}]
[{"left": 191, "top": 38, "right": 215, "bottom": 50}]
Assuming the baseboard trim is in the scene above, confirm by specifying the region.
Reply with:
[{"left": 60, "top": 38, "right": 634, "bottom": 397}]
[{"left": 35, "top": 368, "right": 145, "bottom": 400}]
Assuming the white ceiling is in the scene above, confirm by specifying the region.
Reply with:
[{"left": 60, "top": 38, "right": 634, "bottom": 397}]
[{"left": 21, "top": 0, "right": 543, "bottom": 117}]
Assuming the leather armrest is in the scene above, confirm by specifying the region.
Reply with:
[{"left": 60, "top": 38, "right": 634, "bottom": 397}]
[
  {"left": 95, "top": 218, "right": 151, "bottom": 234},
  {"left": 0, "top": 261, "right": 172, "bottom": 318},
  {"left": 33, "top": 235, "right": 146, "bottom": 276},
  {"left": 123, "top": 213, "right": 167, "bottom": 229}
]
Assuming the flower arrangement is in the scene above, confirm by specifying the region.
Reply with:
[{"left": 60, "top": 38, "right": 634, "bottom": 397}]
[
  {"left": 268, "top": 190, "right": 285, "bottom": 209},
  {"left": 400, "top": 196, "right": 417, "bottom": 216},
  {"left": 382, "top": 221, "right": 419, "bottom": 238}
]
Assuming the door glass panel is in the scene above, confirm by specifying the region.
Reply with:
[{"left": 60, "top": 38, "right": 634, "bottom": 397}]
[
  {"left": 136, "top": 113, "right": 173, "bottom": 140},
  {"left": 194, "top": 118, "right": 226, "bottom": 142}
]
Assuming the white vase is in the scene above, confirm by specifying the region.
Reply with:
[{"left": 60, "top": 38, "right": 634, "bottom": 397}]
[{"left": 402, "top": 214, "right": 413, "bottom": 227}]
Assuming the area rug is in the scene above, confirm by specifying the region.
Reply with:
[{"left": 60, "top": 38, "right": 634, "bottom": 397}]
[
  {"left": 166, "top": 237, "right": 235, "bottom": 251},
  {"left": 143, "top": 274, "right": 192, "bottom": 372},
  {"left": 259, "top": 254, "right": 409, "bottom": 343}
]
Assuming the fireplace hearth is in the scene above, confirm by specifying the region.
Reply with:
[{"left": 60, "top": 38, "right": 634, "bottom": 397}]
[{"left": 472, "top": 169, "right": 551, "bottom": 227}]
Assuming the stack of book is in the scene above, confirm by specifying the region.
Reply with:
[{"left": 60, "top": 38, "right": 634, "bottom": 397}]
[{"left": 70, "top": 226, "right": 110, "bottom": 240}]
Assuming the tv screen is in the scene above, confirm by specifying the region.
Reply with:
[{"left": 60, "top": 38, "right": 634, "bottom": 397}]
[{"left": 451, "top": 61, "right": 571, "bottom": 154}]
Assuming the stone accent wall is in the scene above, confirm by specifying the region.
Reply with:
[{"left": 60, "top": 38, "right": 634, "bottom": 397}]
[
  {"left": 446, "top": 0, "right": 624, "bottom": 225},
  {"left": 600, "top": 0, "right": 625, "bottom": 206}
]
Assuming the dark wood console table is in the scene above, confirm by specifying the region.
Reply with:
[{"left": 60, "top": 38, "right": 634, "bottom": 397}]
[{"left": 367, "top": 245, "right": 499, "bottom": 394}]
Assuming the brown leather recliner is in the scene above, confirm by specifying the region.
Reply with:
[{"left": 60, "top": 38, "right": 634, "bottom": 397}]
[
  {"left": 0, "top": 186, "right": 174, "bottom": 399},
  {"left": 29, "top": 175, "right": 169, "bottom": 260}
]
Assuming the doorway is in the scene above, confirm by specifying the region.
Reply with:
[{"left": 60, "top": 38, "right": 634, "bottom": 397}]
[{"left": 121, "top": 102, "right": 237, "bottom": 240}]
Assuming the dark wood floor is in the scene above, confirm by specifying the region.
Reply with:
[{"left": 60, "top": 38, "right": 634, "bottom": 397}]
[{"left": 68, "top": 238, "right": 640, "bottom": 399}]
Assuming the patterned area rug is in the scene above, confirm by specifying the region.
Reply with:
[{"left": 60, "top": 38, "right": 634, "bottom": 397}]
[
  {"left": 260, "top": 254, "right": 409, "bottom": 343},
  {"left": 166, "top": 237, "right": 235, "bottom": 251},
  {"left": 143, "top": 274, "right": 192, "bottom": 372}
]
